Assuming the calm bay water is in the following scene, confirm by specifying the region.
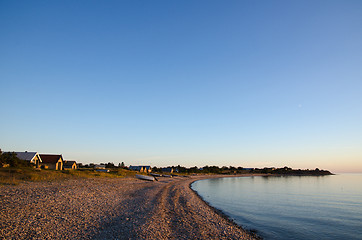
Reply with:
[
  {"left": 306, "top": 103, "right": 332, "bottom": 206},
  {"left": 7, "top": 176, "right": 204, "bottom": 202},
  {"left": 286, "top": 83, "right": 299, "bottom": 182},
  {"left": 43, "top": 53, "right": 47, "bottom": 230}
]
[{"left": 191, "top": 174, "right": 362, "bottom": 240}]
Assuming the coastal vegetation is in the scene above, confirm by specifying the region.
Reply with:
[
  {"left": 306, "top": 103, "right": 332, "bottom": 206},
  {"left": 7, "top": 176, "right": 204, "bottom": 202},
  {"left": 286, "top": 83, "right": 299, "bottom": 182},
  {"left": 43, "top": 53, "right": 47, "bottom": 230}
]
[
  {"left": 0, "top": 151, "right": 134, "bottom": 185},
  {"left": 0, "top": 167, "right": 137, "bottom": 185},
  {"left": 0, "top": 151, "right": 32, "bottom": 168},
  {"left": 152, "top": 165, "right": 333, "bottom": 176},
  {"left": 1, "top": 150, "right": 332, "bottom": 185}
]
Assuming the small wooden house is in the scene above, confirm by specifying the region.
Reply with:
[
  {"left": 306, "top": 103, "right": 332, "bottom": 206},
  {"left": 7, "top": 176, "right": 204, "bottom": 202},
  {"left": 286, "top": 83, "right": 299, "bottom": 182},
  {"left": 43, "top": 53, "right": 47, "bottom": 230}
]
[
  {"left": 14, "top": 152, "right": 42, "bottom": 168},
  {"left": 63, "top": 160, "right": 77, "bottom": 170},
  {"left": 129, "top": 165, "right": 152, "bottom": 173},
  {"left": 161, "top": 167, "right": 174, "bottom": 173},
  {"left": 40, "top": 154, "right": 64, "bottom": 170},
  {"left": 129, "top": 166, "right": 143, "bottom": 172}
]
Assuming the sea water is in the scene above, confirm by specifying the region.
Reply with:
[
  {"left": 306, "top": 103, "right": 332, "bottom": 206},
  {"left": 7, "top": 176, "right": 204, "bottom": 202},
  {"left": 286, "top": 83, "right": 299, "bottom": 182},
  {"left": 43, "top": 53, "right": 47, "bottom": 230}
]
[{"left": 191, "top": 174, "right": 362, "bottom": 240}]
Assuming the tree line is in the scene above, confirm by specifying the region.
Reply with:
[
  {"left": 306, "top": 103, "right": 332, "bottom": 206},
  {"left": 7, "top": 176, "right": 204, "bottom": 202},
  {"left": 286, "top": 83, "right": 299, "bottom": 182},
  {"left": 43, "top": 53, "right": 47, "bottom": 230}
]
[
  {"left": 2, "top": 151, "right": 331, "bottom": 176},
  {"left": 78, "top": 162, "right": 331, "bottom": 175},
  {"left": 152, "top": 165, "right": 332, "bottom": 175}
]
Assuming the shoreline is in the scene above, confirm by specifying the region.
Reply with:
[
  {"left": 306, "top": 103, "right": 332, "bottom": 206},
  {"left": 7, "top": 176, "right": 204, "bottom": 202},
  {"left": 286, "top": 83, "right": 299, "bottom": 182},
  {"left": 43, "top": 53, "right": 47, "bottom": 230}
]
[
  {"left": 1, "top": 174, "right": 263, "bottom": 239},
  {"left": 188, "top": 175, "right": 265, "bottom": 239},
  {"left": 1, "top": 173, "right": 335, "bottom": 239}
]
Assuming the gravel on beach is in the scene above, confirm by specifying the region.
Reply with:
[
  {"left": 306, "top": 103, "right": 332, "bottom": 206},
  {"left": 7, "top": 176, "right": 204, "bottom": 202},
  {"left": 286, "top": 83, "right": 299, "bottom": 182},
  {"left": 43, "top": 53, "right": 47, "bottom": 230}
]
[{"left": 0, "top": 175, "right": 259, "bottom": 240}]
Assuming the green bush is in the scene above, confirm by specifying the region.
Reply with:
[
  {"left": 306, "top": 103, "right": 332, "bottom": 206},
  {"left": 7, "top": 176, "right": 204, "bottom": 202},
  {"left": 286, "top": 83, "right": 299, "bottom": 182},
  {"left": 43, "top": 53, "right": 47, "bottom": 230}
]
[{"left": 0, "top": 151, "right": 32, "bottom": 168}]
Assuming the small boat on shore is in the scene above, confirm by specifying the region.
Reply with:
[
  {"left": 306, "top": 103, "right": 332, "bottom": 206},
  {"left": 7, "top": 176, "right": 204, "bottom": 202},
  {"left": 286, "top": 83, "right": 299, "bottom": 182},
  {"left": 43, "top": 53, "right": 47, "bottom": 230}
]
[
  {"left": 150, "top": 173, "right": 162, "bottom": 177},
  {"left": 136, "top": 174, "right": 156, "bottom": 181}
]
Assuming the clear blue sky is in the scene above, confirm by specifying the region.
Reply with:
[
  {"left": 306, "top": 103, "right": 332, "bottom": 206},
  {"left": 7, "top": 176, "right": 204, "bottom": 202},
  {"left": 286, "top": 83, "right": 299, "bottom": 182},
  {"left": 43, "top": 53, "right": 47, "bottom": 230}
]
[{"left": 1, "top": 0, "right": 361, "bottom": 172}]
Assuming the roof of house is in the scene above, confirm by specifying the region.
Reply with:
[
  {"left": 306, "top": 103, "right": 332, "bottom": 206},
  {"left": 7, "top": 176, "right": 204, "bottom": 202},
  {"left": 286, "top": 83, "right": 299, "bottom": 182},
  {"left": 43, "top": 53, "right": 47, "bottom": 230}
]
[
  {"left": 39, "top": 154, "right": 63, "bottom": 164},
  {"left": 63, "top": 161, "right": 76, "bottom": 166},
  {"left": 14, "top": 152, "right": 41, "bottom": 162},
  {"left": 129, "top": 166, "right": 143, "bottom": 171}
]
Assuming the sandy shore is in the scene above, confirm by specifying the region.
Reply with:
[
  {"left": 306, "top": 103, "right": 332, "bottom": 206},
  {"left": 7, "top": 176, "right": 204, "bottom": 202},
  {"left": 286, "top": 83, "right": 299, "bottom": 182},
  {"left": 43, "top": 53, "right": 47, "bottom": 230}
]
[{"left": 0, "top": 175, "right": 260, "bottom": 239}]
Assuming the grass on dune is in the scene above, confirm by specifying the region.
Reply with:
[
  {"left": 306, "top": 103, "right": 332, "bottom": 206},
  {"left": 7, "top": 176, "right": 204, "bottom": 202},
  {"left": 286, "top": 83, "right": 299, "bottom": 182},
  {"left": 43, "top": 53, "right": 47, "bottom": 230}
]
[{"left": 0, "top": 167, "right": 137, "bottom": 185}]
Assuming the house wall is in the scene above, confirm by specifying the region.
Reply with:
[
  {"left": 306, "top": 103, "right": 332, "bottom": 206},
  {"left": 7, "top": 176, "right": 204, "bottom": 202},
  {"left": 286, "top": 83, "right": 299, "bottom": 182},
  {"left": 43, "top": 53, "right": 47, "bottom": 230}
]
[
  {"left": 32, "top": 155, "right": 41, "bottom": 168},
  {"left": 57, "top": 160, "right": 63, "bottom": 170},
  {"left": 42, "top": 163, "right": 56, "bottom": 170},
  {"left": 42, "top": 159, "right": 63, "bottom": 170},
  {"left": 64, "top": 163, "right": 77, "bottom": 170}
]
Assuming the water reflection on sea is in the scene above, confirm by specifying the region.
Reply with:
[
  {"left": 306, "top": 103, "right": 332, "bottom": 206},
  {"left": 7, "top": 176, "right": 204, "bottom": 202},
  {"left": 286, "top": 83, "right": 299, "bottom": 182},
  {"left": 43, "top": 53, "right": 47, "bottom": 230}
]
[{"left": 191, "top": 174, "right": 362, "bottom": 240}]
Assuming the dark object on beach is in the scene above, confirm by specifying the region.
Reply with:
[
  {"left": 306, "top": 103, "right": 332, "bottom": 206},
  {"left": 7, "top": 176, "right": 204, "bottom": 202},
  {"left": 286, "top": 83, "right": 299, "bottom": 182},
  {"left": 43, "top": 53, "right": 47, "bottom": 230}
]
[
  {"left": 136, "top": 174, "right": 155, "bottom": 181},
  {"left": 150, "top": 173, "right": 162, "bottom": 177},
  {"left": 95, "top": 169, "right": 110, "bottom": 173}
]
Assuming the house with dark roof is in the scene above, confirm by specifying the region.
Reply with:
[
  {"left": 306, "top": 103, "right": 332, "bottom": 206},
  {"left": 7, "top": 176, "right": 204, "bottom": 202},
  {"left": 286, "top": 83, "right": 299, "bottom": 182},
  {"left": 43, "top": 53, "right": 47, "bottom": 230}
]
[
  {"left": 14, "top": 152, "right": 42, "bottom": 168},
  {"left": 129, "top": 165, "right": 152, "bottom": 173},
  {"left": 161, "top": 167, "right": 174, "bottom": 173},
  {"left": 129, "top": 166, "right": 143, "bottom": 171},
  {"left": 63, "top": 160, "right": 77, "bottom": 170},
  {"left": 40, "top": 154, "right": 64, "bottom": 170}
]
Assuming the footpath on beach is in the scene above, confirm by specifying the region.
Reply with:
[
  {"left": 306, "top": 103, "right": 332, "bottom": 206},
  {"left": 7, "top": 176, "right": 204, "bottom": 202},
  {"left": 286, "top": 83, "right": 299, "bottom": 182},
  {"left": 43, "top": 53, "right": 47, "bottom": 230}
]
[{"left": 0, "top": 175, "right": 260, "bottom": 240}]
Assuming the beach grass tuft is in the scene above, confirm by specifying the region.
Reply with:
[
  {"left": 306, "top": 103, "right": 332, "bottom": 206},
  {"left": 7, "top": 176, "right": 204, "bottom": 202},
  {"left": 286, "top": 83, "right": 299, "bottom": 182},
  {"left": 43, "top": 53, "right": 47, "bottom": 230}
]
[{"left": 0, "top": 167, "right": 135, "bottom": 185}]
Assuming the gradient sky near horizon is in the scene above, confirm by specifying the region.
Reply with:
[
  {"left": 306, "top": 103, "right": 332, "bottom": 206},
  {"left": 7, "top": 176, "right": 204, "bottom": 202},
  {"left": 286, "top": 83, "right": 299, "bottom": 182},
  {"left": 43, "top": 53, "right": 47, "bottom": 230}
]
[{"left": 1, "top": 0, "right": 361, "bottom": 173}]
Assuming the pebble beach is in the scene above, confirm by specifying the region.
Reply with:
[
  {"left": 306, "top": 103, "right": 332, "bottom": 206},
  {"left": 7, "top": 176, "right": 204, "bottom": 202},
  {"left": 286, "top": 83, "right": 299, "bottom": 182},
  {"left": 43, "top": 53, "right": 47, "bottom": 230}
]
[{"left": 0, "top": 175, "right": 259, "bottom": 240}]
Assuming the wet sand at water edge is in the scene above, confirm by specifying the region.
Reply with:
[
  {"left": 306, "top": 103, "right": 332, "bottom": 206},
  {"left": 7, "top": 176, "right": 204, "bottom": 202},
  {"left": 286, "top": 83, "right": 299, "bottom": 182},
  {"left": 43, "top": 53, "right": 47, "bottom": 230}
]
[{"left": 0, "top": 175, "right": 261, "bottom": 239}]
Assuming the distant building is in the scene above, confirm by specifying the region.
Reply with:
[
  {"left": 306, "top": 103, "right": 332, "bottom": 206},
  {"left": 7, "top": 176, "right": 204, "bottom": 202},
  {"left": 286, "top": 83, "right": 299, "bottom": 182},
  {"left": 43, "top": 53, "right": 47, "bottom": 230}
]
[
  {"left": 94, "top": 164, "right": 106, "bottom": 169},
  {"left": 40, "top": 154, "right": 64, "bottom": 170},
  {"left": 94, "top": 164, "right": 110, "bottom": 172},
  {"left": 63, "top": 160, "right": 77, "bottom": 170},
  {"left": 161, "top": 167, "right": 174, "bottom": 173},
  {"left": 243, "top": 168, "right": 254, "bottom": 171},
  {"left": 129, "top": 166, "right": 142, "bottom": 171},
  {"left": 14, "top": 152, "right": 42, "bottom": 168},
  {"left": 129, "top": 165, "right": 152, "bottom": 173}
]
